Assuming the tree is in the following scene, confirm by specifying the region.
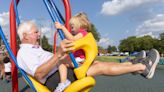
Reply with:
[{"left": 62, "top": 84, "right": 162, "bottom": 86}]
[
  {"left": 98, "top": 46, "right": 108, "bottom": 55},
  {"left": 41, "top": 35, "right": 53, "bottom": 52},
  {"left": 17, "top": 35, "right": 21, "bottom": 50},
  {"left": 111, "top": 46, "right": 117, "bottom": 52},
  {"left": 89, "top": 24, "right": 100, "bottom": 42},
  {"left": 119, "top": 36, "right": 154, "bottom": 52},
  {"left": 160, "top": 33, "right": 164, "bottom": 40},
  {"left": 139, "top": 36, "right": 154, "bottom": 50},
  {"left": 158, "top": 40, "right": 164, "bottom": 54},
  {"left": 154, "top": 33, "right": 164, "bottom": 54},
  {"left": 98, "top": 46, "right": 104, "bottom": 50},
  {"left": 119, "top": 34, "right": 164, "bottom": 55},
  {"left": 119, "top": 36, "right": 137, "bottom": 52},
  {"left": 154, "top": 37, "right": 164, "bottom": 54},
  {"left": 107, "top": 45, "right": 117, "bottom": 53}
]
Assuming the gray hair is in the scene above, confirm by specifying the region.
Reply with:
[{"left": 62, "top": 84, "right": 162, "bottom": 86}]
[{"left": 17, "top": 21, "right": 36, "bottom": 41}]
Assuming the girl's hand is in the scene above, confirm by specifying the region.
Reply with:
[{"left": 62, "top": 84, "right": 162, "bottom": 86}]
[{"left": 54, "top": 22, "right": 64, "bottom": 29}]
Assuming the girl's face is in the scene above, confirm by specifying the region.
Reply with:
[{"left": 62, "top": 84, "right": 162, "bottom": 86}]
[{"left": 71, "top": 24, "right": 78, "bottom": 35}]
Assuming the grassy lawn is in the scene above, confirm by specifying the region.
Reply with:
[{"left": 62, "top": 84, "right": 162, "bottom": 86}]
[
  {"left": 95, "top": 56, "right": 164, "bottom": 62},
  {"left": 95, "top": 56, "right": 126, "bottom": 62}
]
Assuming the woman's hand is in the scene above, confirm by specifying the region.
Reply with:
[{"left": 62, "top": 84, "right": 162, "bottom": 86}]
[{"left": 57, "top": 39, "right": 74, "bottom": 59}]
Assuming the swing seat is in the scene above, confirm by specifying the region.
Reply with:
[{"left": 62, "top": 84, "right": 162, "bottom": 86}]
[
  {"left": 64, "top": 76, "right": 96, "bottom": 92},
  {"left": 65, "top": 33, "right": 98, "bottom": 92},
  {"left": 26, "top": 75, "right": 50, "bottom": 92},
  {"left": 73, "top": 33, "right": 98, "bottom": 79}
]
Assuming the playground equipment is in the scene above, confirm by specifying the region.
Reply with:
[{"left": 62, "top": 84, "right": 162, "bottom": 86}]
[{"left": 3, "top": 0, "right": 98, "bottom": 92}]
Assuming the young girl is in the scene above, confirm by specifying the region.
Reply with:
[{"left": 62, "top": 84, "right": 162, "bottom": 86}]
[{"left": 54, "top": 12, "right": 91, "bottom": 92}]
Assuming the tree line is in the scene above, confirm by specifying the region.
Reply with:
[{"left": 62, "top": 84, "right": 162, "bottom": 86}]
[{"left": 118, "top": 33, "right": 164, "bottom": 54}]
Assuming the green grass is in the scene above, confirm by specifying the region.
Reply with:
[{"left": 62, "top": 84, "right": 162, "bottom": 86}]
[
  {"left": 95, "top": 56, "right": 164, "bottom": 63},
  {"left": 95, "top": 56, "right": 126, "bottom": 62}
]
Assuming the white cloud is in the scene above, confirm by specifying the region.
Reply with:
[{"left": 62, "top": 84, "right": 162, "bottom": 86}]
[
  {"left": 0, "top": 12, "right": 10, "bottom": 41},
  {"left": 98, "top": 38, "right": 110, "bottom": 48},
  {"left": 137, "top": 32, "right": 156, "bottom": 38},
  {"left": 40, "top": 25, "right": 55, "bottom": 45},
  {"left": 41, "top": 27, "right": 51, "bottom": 34},
  {"left": 0, "top": 12, "right": 9, "bottom": 26},
  {"left": 101, "top": 0, "right": 164, "bottom": 15},
  {"left": 98, "top": 37, "right": 117, "bottom": 48},
  {"left": 135, "top": 14, "right": 164, "bottom": 38}
]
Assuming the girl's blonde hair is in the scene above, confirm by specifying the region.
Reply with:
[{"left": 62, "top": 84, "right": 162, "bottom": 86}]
[{"left": 69, "top": 12, "right": 91, "bottom": 32}]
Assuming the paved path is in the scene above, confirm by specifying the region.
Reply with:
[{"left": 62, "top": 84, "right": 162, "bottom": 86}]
[
  {"left": 92, "top": 65, "right": 164, "bottom": 92},
  {"left": 0, "top": 65, "right": 164, "bottom": 92}
]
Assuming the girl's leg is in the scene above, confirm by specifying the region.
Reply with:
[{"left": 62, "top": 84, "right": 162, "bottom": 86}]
[
  {"left": 119, "top": 61, "right": 132, "bottom": 65},
  {"left": 55, "top": 64, "right": 71, "bottom": 92},
  {"left": 58, "top": 64, "right": 67, "bottom": 83},
  {"left": 87, "top": 61, "right": 146, "bottom": 76}
]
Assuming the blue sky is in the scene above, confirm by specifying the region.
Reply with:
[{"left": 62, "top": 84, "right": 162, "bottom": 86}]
[{"left": 0, "top": 0, "right": 164, "bottom": 48}]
